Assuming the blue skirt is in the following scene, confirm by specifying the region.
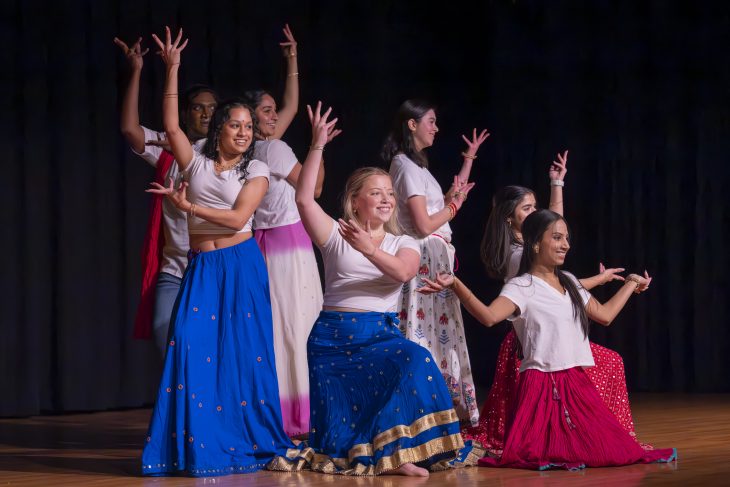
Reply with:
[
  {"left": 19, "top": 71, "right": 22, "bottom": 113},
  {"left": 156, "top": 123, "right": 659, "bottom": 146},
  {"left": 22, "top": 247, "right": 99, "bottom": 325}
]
[
  {"left": 304, "top": 311, "right": 466, "bottom": 475},
  {"left": 141, "top": 239, "right": 298, "bottom": 477}
]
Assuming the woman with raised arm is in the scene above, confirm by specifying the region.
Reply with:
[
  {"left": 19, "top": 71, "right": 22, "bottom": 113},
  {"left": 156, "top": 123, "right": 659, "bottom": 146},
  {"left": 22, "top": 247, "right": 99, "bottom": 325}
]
[
  {"left": 276, "top": 102, "right": 477, "bottom": 476},
  {"left": 140, "top": 28, "right": 306, "bottom": 477},
  {"left": 114, "top": 36, "right": 218, "bottom": 356},
  {"left": 428, "top": 209, "right": 675, "bottom": 470},
  {"left": 456, "top": 153, "right": 647, "bottom": 454},
  {"left": 383, "top": 99, "right": 488, "bottom": 426},
  {"left": 241, "top": 26, "right": 341, "bottom": 438}
]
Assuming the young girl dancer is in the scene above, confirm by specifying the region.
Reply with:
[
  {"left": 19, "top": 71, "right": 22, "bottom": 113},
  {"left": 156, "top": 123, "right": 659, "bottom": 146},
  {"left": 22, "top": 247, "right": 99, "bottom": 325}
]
[
  {"left": 384, "top": 99, "right": 488, "bottom": 426},
  {"left": 141, "top": 27, "right": 306, "bottom": 477},
  {"left": 427, "top": 209, "right": 676, "bottom": 470},
  {"left": 279, "top": 102, "right": 477, "bottom": 476}
]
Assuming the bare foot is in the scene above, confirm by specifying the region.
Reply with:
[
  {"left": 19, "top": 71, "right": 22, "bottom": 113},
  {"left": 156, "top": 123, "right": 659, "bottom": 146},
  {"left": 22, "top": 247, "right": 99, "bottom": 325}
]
[{"left": 390, "top": 463, "right": 429, "bottom": 477}]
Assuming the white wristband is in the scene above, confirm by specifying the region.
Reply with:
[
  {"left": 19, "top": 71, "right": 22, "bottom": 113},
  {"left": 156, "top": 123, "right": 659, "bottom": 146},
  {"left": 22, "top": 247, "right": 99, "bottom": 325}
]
[{"left": 550, "top": 179, "right": 565, "bottom": 187}]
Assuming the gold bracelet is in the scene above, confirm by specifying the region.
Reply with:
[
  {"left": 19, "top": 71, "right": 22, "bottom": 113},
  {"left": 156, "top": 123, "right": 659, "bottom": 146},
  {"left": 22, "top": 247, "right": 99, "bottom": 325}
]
[
  {"left": 625, "top": 276, "right": 641, "bottom": 294},
  {"left": 189, "top": 203, "right": 196, "bottom": 218},
  {"left": 461, "top": 152, "right": 477, "bottom": 160},
  {"left": 287, "top": 72, "right": 299, "bottom": 77},
  {"left": 288, "top": 52, "right": 297, "bottom": 58},
  {"left": 310, "top": 145, "right": 325, "bottom": 151},
  {"left": 164, "top": 93, "right": 178, "bottom": 97}
]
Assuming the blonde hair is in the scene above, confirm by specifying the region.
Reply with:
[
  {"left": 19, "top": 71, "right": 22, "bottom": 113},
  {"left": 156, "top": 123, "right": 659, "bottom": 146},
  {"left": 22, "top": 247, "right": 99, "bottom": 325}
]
[{"left": 341, "top": 167, "right": 403, "bottom": 235}]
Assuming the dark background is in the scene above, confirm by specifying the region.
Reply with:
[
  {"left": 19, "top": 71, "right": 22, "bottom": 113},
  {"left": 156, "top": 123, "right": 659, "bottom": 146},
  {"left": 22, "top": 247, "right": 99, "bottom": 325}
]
[{"left": 1, "top": 0, "right": 728, "bottom": 417}]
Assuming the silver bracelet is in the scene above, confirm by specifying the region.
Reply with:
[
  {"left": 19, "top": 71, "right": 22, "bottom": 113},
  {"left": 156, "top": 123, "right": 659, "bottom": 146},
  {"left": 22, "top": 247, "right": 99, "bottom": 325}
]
[{"left": 550, "top": 179, "right": 565, "bottom": 187}]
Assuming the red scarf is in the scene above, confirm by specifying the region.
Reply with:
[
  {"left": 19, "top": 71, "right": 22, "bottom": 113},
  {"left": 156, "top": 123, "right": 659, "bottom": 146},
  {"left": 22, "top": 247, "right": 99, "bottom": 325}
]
[{"left": 133, "top": 150, "right": 176, "bottom": 339}]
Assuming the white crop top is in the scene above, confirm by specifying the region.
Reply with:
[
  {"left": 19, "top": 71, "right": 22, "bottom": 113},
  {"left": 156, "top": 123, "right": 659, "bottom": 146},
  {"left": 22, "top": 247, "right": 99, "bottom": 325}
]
[
  {"left": 500, "top": 273, "right": 594, "bottom": 372},
  {"left": 389, "top": 153, "right": 452, "bottom": 241},
  {"left": 183, "top": 151, "right": 269, "bottom": 234},
  {"left": 319, "top": 221, "right": 420, "bottom": 312},
  {"left": 253, "top": 139, "right": 301, "bottom": 229}
]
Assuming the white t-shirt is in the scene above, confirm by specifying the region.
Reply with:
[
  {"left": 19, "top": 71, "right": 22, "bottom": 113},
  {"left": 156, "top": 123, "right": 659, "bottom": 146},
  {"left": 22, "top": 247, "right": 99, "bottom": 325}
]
[
  {"left": 389, "top": 153, "right": 452, "bottom": 241},
  {"left": 500, "top": 273, "right": 594, "bottom": 373},
  {"left": 183, "top": 152, "right": 269, "bottom": 234},
  {"left": 132, "top": 126, "right": 201, "bottom": 278},
  {"left": 319, "top": 221, "right": 420, "bottom": 312},
  {"left": 253, "top": 139, "right": 301, "bottom": 229}
]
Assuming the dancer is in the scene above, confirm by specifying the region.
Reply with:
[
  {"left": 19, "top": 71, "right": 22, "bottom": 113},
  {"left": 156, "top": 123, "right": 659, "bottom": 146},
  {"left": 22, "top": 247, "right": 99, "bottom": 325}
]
[
  {"left": 276, "top": 102, "right": 476, "bottom": 476},
  {"left": 243, "top": 25, "right": 339, "bottom": 438},
  {"left": 384, "top": 99, "right": 487, "bottom": 425},
  {"left": 458, "top": 153, "right": 645, "bottom": 454},
  {"left": 426, "top": 210, "right": 676, "bottom": 470},
  {"left": 114, "top": 36, "right": 218, "bottom": 355},
  {"left": 141, "top": 27, "right": 306, "bottom": 477}
]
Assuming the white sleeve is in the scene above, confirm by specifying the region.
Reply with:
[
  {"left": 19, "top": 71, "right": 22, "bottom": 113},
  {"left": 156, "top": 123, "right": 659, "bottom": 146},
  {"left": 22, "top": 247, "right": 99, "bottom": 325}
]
[
  {"left": 391, "top": 157, "right": 426, "bottom": 199},
  {"left": 318, "top": 219, "right": 341, "bottom": 252},
  {"left": 182, "top": 150, "right": 207, "bottom": 177},
  {"left": 131, "top": 126, "right": 165, "bottom": 167},
  {"left": 499, "top": 276, "right": 531, "bottom": 321},
  {"left": 266, "top": 140, "right": 298, "bottom": 178},
  {"left": 245, "top": 159, "right": 270, "bottom": 181},
  {"left": 395, "top": 235, "right": 421, "bottom": 256}
]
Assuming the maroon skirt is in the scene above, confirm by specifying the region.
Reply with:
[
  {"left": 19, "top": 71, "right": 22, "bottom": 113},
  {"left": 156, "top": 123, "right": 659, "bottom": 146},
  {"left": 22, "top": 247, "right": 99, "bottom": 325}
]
[{"left": 479, "top": 367, "right": 676, "bottom": 470}]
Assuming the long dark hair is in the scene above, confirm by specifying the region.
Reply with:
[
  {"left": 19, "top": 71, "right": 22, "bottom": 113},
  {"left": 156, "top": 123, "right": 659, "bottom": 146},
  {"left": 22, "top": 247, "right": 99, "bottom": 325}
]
[
  {"left": 381, "top": 99, "right": 436, "bottom": 168},
  {"left": 201, "top": 99, "right": 257, "bottom": 180},
  {"left": 180, "top": 84, "right": 219, "bottom": 133},
  {"left": 481, "top": 186, "right": 535, "bottom": 280},
  {"left": 518, "top": 209, "right": 590, "bottom": 338},
  {"left": 242, "top": 89, "right": 273, "bottom": 139}
]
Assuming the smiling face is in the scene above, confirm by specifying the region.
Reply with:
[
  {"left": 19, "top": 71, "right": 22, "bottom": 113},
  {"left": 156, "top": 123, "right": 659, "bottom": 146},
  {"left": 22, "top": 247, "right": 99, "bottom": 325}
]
[
  {"left": 254, "top": 93, "right": 278, "bottom": 139},
  {"left": 536, "top": 219, "right": 570, "bottom": 267},
  {"left": 184, "top": 91, "right": 218, "bottom": 140},
  {"left": 511, "top": 193, "right": 537, "bottom": 231},
  {"left": 351, "top": 175, "right": 396, "bottom": 229},
  {"left": 217, "top": 107, "right": 253, "bottom": 156},
  {"left": 410, "top": 109, "right": 438, "bottom": 151}
]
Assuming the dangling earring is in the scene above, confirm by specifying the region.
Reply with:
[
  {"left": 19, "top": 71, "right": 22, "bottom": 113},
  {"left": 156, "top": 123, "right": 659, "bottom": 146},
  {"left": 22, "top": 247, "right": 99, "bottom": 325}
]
[
  {"left": 507, "top": 219, "right": 512, "bottom": 228},
  {"left": 533, "top": 244, "right": 540, "bottom": 254}
]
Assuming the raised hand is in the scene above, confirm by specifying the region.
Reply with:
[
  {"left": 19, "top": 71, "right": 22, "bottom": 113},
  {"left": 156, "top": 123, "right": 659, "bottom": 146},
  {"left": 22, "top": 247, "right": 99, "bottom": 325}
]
[
  {"left": 597, "top": 262, "right": 626, "bottom": 285},
  {"left": 337, "top": 218, "right": 376, "bottom": 256},
  {"left": 549, "top": 150, "right": 568, "bottom": 181},
  {"left": 327, "top": 125, "right": 343, "bottom": 144},
  {"left": 444, "top": 175, "right": 476, "bottom": 210},
  {"left": 151, "top": 26, "right": 188, "bottom": 67},
  {"left": 307, "top": 101, "right": 339, "bottom": 148},
  {"left": 114, "top": 36, "right": 149, "bottom": 70},
  {"left": 461, "top": 128, "right": 490, "bottom": 158},
  {"left": 280, "top": 23, "right": 297, "bottom": 58},
  {"left": 146, "top": 178, "right": 190, "bottom": 211}
]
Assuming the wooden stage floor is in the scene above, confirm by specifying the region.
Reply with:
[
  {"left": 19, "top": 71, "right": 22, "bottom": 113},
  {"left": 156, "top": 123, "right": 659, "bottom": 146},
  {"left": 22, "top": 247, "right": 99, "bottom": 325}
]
[{"left": 1, "top": 394, "right": 728, "bottom": 486}]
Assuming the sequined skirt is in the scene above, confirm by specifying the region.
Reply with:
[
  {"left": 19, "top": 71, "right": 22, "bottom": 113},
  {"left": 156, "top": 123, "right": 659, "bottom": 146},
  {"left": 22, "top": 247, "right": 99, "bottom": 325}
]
[
  {"left": 141, "top": 239, "right": 298, "bottom": 477},
  {"left": 303, "top": 311, "right": 469, "bottom": 475}
]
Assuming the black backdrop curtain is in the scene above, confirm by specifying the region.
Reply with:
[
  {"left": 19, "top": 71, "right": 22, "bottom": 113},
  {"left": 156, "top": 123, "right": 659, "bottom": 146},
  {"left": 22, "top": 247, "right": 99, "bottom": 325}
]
[{"left": 1, "top": 0, "right": 728, "bottom": 416}]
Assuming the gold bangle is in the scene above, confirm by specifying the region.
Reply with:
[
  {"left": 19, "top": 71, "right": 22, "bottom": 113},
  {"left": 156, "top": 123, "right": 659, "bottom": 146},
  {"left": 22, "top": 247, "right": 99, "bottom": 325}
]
[
  {"left": 164, "top": 93, "right": 178, "bottom": 97},
  {"left": 625, "top": 276, "right": 641, "bottom": 294},
  {"left": 288, "top": 52, "right": 297, "bottom": 58},
  {"left": 287, "top": 72, "right": 299, "bottom": 77},
  {"left": 310, "top": 145, "right": 325, "bottom": 151},
  {"left": 461, "top": 152, "right": 477, "bottom": 160}
]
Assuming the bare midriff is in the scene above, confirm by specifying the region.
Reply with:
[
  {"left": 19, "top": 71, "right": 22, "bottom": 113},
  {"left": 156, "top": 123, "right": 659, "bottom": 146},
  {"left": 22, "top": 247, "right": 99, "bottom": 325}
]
[
  {"left": 322, "top": 306, "right": 372, "bottom": 313},
  {"left": 189, "top": 231, "right": 252, "bottom": 252}
]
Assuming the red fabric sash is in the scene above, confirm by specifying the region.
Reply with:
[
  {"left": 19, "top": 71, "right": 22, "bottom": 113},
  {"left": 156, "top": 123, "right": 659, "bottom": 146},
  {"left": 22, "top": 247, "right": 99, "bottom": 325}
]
[{"left": 132, "top": 150, "right": 176, "bottom": 339}]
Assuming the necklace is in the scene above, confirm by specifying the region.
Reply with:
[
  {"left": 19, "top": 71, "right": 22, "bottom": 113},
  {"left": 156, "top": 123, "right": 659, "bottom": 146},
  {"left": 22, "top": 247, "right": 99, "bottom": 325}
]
[{"left": 214, "top": 155, "right": 243, "bottom": 173}]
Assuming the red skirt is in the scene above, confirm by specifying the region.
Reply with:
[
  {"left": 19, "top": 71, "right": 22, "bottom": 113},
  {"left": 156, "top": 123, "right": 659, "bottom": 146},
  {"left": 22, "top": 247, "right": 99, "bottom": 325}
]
[
  {"left": 478, "top": 367, "right": 676, "bottom": 470},
  {"left": 462, "top": 329, "right": 650, "bottom": 453}
]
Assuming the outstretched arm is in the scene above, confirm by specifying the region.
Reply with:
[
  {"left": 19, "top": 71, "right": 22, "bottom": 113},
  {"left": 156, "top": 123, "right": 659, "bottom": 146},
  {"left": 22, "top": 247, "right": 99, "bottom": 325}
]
[
  {"left": 586, "top": 271, "right": 652, "bottom": 325},
  {"left": 273, "top": 24, "right": 299, "bottom": 139},
  {"left": 151, "top": 27, "right": 193, "bottom": 169},
  {"left": 548, "top": 150, "right": 568, "bottom": 216},
  {"left": 579, "top": 262, "right": 626, "bottom": 290},
  {"left": 295, "top": 102, "right": 339, "bottom": 246},
  {"left": 114, "top": 37, "right": 149, "bottom": 153},
  {"left": 419, "top": 274, "right": 516, "bottom": 326}
]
